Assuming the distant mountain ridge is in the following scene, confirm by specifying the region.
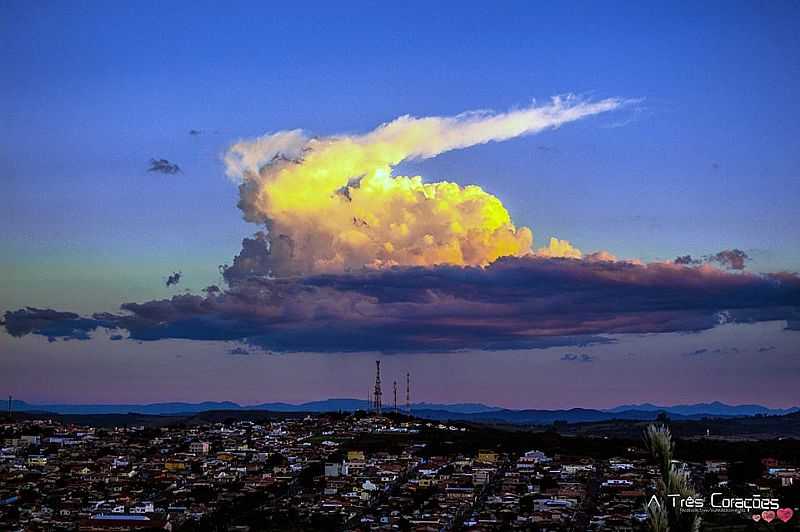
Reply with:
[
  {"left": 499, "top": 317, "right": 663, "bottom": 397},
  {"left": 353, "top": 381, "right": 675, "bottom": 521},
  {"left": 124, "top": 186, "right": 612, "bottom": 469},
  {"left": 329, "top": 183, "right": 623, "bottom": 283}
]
[
  {"left": 408, "top": 407, "right": 792, "bottom": 424},
  {"left": 606, "top": 401, "right": 799, "bottom": 417},
  {"left": 8, "top": 398, "right": 501, "bottom": 416},
  {"left": 9, "top": 399, "right": 797, "bottom": 424}
]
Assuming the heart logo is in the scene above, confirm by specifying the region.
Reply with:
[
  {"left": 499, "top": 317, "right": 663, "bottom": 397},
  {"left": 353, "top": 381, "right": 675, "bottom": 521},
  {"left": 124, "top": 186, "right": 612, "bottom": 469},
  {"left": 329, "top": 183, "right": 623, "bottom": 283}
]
[
  {"left": 762, "top": 510, "right": 776, "bottom": 523},
  {"left": 777, "top": 507, "right": 794, "bottom": 522},
  {"left": 752, "top": 514, "right": 761, "bottom": 522}
]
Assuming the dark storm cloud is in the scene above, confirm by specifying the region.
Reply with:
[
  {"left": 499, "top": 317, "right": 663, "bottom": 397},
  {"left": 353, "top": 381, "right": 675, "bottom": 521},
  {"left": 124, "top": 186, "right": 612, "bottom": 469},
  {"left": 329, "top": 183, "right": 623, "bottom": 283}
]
[
  {"left": 4, "top": 257, "right": 800, "bottom": 353},
  {"left": 2, "top": 308, "right": 111, "bottom": 339},
  {"left": 165, "top": 271, "right": 182, "bottom": 287},
  {"left": 147, "top": 158, "right": 182, "bottom": 175}
]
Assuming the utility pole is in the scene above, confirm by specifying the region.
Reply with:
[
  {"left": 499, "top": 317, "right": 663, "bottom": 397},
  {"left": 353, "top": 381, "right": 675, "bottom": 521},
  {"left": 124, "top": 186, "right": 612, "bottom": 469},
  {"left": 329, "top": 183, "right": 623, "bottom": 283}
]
[{"left": 393, "top": 381, "right": 397, "bottom": 413}]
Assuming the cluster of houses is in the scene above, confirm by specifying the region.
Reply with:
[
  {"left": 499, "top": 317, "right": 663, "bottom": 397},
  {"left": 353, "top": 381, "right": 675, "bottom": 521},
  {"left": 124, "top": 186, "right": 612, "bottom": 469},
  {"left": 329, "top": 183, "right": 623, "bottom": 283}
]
[
  {"left": 1, "top": 416, "right": 344, "bottom": 530},
  {"left": 0, "top": 415, "right": 458, "bottom": 530},
  {"left": 1, "top": 415, "right": 797, "bottom": 531}
]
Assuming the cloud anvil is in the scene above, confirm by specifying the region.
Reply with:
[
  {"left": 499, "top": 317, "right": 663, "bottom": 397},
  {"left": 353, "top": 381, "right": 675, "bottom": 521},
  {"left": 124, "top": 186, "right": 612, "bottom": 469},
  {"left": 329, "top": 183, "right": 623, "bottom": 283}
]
[{"left": 225, "top": 97, "right": 621, "bottom": 276}]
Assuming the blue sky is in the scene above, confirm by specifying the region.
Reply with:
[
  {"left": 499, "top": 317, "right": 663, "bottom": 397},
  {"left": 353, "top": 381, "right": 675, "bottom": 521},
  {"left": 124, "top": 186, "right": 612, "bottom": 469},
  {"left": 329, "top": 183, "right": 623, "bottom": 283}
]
[{"left": 1, "top": 1, "right": 799, "bottom": 405}]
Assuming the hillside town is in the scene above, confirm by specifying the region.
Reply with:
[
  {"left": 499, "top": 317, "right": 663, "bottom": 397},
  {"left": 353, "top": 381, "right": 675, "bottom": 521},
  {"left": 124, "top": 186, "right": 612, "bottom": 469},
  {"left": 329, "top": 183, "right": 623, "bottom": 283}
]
[{"left": 1, "top": 412, "right": 798, "bottom": 531}]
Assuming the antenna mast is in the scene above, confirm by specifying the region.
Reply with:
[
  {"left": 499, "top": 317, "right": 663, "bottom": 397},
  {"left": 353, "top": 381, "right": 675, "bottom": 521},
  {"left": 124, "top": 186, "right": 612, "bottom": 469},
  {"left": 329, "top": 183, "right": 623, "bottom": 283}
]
[
  {"left": 373, "top": 360, "right": 382, "bottom": 415},
  {"left": 406, "top": 373, "right": 411, "bottom": 414}
]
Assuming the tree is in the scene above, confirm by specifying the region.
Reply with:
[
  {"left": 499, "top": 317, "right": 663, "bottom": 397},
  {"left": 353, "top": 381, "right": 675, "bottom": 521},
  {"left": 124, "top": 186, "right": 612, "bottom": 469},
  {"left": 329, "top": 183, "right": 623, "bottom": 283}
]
[{"left": 642, "top": 424, "right": 700, "bottom": 532}]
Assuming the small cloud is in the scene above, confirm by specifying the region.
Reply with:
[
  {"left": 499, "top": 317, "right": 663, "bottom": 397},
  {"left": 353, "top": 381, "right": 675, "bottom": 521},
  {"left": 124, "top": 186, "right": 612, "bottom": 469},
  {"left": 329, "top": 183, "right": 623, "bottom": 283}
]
[
  {"left": 203, "top": 285, "right": 221, "bottom": 295},
  {"left": 561, "top": 353, "right": 594, "bottom": 363},
  {"left": 165, "top": 272, "right": 182, "bottom": 287},
  {"left": 674, "top": 255, "right": 700, "bottom": 266},
  {"left": 148, "top": 158, "right": 181, "bottom": 175},
  {"left": 758, "top": 345, "right": 776, "bottom": 353},
  {"left": 684, "top": 348, "right": 709, "bottom": 357},
  {"left": 675, "top": 249, "right": 750, "bottom": 270},
  {"left": 708, "top": 249, "right": 749, "bottom": 271},
  {"left": 684, "top": 346, "right": 738, "bottom": 357},
  {"left": 585, "top": 251, "right": 617, "bottom": 263}
]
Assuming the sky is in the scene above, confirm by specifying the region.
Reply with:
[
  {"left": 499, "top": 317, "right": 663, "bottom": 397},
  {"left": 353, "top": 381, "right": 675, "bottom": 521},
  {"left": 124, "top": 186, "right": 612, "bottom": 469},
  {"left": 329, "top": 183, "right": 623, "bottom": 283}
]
[{"left": 1, "top": 0, "right": 799, "bottom": 407}]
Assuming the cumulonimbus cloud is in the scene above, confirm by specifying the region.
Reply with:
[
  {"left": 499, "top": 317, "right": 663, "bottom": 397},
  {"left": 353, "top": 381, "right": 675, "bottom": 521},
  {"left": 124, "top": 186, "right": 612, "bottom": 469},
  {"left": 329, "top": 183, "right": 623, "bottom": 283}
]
[
  {"left": 5, "top": 257, "right": 799, "bottom": 352},
  {"left": 6, "top": 97, "right": 797, "bottom": 354},
  {"left": 223, "top": 96, "right": 625, "bottom": 276}
]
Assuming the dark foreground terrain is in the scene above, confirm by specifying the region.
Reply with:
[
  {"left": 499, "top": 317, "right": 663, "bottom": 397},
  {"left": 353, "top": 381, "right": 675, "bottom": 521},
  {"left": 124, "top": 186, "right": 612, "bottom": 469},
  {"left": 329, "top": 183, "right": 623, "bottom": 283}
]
[{"left": 1, "top": 410, "right": 798, "bottom": 531}]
